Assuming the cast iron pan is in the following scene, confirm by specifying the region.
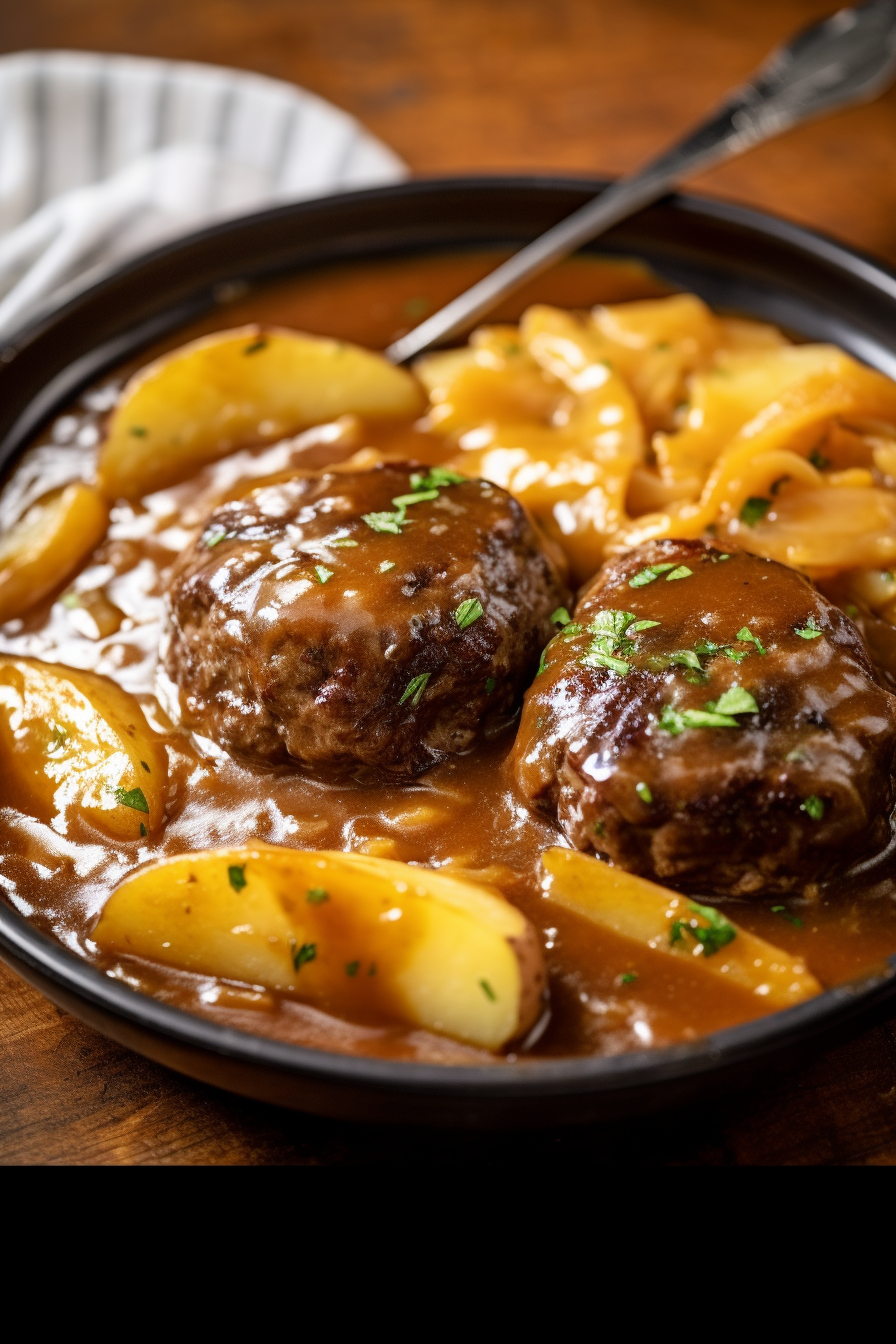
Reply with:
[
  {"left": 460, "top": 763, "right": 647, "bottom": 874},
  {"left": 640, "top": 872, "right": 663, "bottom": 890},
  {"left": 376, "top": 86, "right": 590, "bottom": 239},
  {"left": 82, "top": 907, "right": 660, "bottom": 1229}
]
[{"left": 1, "top": 177, "right": 895, "bottom": 1127}]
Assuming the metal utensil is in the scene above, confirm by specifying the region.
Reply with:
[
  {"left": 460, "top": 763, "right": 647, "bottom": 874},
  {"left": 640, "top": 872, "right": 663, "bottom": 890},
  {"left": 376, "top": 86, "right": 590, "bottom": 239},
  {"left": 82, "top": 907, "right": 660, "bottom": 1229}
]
[{"left": 386, "top": 0, "right": 896, "bottom": 364}]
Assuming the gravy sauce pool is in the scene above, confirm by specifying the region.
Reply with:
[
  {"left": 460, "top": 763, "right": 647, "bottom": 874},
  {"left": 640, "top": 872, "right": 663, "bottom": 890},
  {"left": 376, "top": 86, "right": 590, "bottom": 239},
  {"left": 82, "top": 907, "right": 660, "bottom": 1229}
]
[{"left": 3, "top": 250, "right": 896, "bottom": 1063}]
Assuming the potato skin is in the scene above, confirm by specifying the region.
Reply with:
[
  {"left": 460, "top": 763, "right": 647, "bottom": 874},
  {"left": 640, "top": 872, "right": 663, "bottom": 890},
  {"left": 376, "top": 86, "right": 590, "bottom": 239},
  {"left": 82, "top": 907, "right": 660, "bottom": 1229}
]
[{"left": 93, "top": 846, "right": 546, "bottom": 1050}]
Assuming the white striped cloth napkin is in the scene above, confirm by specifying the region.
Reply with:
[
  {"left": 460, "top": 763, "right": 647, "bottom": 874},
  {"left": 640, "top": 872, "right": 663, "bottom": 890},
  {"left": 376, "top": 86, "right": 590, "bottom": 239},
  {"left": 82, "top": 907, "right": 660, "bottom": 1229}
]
[{"left": 0, "top": 50, "right": 407, "bottom": 337}]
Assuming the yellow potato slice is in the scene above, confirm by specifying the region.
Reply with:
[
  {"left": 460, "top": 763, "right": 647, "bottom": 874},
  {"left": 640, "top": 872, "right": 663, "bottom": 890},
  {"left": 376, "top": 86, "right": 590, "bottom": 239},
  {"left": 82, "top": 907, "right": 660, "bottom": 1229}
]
[
  {"left": 98, "top": 326, "right": 426, "bottom": 499},
  {"left": 94, "top": 847, "right": 545, "bottom": 1049},
  {"left": 0, "top": 484, "right": 108, "bottom": 624},
  {"left": 0, "top": 657, "right": 168, "bottom": 840},
  {"left": 542, "top": 848, "right": 820, "bottom": 1009}
]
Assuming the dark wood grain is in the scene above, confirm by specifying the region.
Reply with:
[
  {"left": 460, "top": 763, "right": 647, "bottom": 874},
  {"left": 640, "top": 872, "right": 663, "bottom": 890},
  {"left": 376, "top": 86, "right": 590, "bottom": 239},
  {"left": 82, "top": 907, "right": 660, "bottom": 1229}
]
[{"left": 1, "top": 0, "right": 896, "bottom": 1164}]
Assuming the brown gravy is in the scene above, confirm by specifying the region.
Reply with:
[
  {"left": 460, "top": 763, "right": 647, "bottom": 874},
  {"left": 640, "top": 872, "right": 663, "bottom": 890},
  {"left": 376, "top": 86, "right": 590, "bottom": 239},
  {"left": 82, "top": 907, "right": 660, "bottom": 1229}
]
[{"left": 2, "top": 250, "right": 896, "bottom": 1063}]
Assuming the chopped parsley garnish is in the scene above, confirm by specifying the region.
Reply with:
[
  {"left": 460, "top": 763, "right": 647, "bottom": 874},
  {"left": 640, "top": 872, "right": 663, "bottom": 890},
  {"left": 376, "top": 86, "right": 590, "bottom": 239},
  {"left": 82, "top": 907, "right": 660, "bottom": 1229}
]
[
  {"left": 140, "top": 760, "right": 150, "bottom": 772},
  {"left": 660, "top": 685, "right": 757, "bottom": 733},
  {"left": 629, "top": 562, "right": 675, "bottom": 588},
  {"left": 537, "top": 648, "right": 550, "bottom": 676},
  {"left": 560, "top": 622, "right": 583, "bottom": 639},
  {"left": 809, "top": 449, "right": 830, "bottom": 471},
  {"left": 670, "top": 901, "right": 737, "bottom": 957},
  {"left": 400, "top": 672, "right": 431, "bottom": 706},
  {"left": 306, "top": 887, "right": 329, "bottom": 904},
  {"left": 485, "top": 676, "right": 496, "bottom": 693},
  {"left": 292, "top": 941, "right": 317, "bottom": 972},
  {"left": 455, "top": 597, "right": 484, "bottom": 629},
  {"left": 740, "top": 496, "right": 771, "bottom": 526},
  {"left": 736, "top": 626, "right": 766, "bottom": 655},
  {"left": 635, "top": 782, "right": 653, "bottom": 804},
  {"left": 710, "top": 685, "right": 759, "bottom": 715},
  {"left": 243, "top": 338, "right": 268, "bottom": 355},
  {"left": 363, "top": 506, "right": 408, "bottom": 535},
  {"left": 668, "top": 649, "right": 702, "bottom": 671},
  {"left": 589, "top": 611, "right": 634, "bottom": 641},
  {"left": 345, "top": 960, "right": 360, "bottom": 977},
  {"left": 665, "top": 565, "right": 693, "bottom": 581},
  {"left": 129, "top": 426, "right": 148, "bottom": 437},
  {"left": 330, "top": 538, "right": 358, "bottom": 548},
  {"left": 404, "top": 296, "right": 430, "bottom": 318},
  {"left": 392, "top": 489, "right": 439, "bottom": 507},
  {"left": 800, "top": 794, "right": 825, "bottom": 821},
  {"left": 114, "top": 786, "right": 149, "bottom": 813},
  {"left": 48, "top": 726, "right": 67, "bottom": 753},
  {"left": 581, "top": 609, "right": 639, "bottom": 676},
  {"left": 724, "top": 648, "right": 749, "bottom": 664},
  {"left": 61, "top": 592, "right": 81, "bottom": 609},
  {"left": 551, "top": 607, "right": 571, "bottom": 626},
  {"left": 314, "top": 565, "right": 333, "bottom": 584},
  {"left": 583, "top": 649, "right": 631, "bottom": 676},
  {"left": 228, "top": 864, "right": 247, "bottom": 892},
  {"left": 627, "top": 619, "right": 660, "bottom": 633},
  {"left": 795, "top": 616, "right": 822, "bottom": 639},
  {"left": 204, "top": 527, "right": 228, "bottom": 548},
  {"left": 479, "top": 979, "right": 497, "bottom": 1001},
  {"left": 846, "top": 603, "right": 859, "bottom": 617},
  {"left": 410, "top": 466, "right": 466, "bottom": 490},
  {"left": 620, "top": 972, "right": 638, "bottom": 984},
  {"left": 594, "top": 820, "right": 605, "bottom": 837},
  {"left": 379, "top": 560, "right": 396, "bottom": 573},
  {"left": 139, "top": 822, "right": 147, "bottom": 838},
  {"left": 771, "top": 904, "right": 804, "bottom": 927},
  {"left": 694, "top": 639, "right": 722, "bottom": 658}
]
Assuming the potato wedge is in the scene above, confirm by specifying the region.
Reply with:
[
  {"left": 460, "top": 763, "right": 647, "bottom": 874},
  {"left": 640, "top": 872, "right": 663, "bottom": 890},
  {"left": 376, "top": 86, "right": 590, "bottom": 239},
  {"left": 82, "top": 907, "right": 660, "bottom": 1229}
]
[
  {"left": 94, "top": 847, "right": 545, "bottom": 1049},
  {"left": 98, "top": 326, "right": 426, "bottom": 499},
  {"left": 542, "top": 848, "right": 820, "bottom": 1009},
  {"left": 0, "top": 657, "right": 167, "bottom": 840},
  {"left": 0, "top": 484, "right": 108, "bottom": 624}
]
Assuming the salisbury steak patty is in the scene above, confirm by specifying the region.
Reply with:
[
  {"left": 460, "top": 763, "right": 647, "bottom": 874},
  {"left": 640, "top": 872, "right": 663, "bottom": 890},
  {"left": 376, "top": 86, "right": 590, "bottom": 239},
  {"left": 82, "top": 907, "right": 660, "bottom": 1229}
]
[
  {"left": 164, "top": 463, "right": 568, "bottom": 779},
  {"left": 512, "top": 539, "right": 896, "bottom": 896}
]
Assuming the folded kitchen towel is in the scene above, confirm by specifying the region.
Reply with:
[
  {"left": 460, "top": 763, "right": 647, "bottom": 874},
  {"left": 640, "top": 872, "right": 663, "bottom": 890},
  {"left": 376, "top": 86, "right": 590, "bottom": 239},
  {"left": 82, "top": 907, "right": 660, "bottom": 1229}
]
[{"left": 0, "top": 50, "right": 407, "bottom": 338}]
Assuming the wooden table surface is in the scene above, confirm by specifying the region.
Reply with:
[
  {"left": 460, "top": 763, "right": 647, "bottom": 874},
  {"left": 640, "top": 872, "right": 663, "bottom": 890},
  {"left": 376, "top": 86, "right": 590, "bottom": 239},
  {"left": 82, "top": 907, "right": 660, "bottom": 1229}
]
[{"left": 2, "top": 0, "right": 896, "bottom": 1165}]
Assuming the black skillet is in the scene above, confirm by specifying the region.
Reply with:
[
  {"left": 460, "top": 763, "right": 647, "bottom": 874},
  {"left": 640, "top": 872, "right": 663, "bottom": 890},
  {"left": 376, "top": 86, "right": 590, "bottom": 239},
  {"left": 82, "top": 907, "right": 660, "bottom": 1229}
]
[{"left": 1, "top": 177, "right": 895, "bottom": 1127}]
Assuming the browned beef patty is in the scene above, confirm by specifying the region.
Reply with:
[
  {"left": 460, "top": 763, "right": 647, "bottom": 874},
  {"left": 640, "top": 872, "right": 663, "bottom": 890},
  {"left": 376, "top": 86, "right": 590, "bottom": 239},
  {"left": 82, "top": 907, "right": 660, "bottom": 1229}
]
[
  {"left": 512, "top": 539, "right": 896, "bottom": 896},
  {"left": 164, "top": 463, "right": 568, "bottom": 780}
]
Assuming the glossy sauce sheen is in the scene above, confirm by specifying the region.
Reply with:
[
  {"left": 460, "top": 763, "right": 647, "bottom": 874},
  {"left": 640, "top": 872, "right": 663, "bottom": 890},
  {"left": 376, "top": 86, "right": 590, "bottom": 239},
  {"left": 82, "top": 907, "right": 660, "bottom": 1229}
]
[{"left": 2, "top": 252, "right": 896, "bottom": 1064}]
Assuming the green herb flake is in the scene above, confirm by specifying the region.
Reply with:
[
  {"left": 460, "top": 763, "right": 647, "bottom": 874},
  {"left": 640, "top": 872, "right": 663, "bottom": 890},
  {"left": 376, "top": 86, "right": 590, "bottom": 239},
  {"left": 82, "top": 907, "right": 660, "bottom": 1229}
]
[
  {"left": 314, "top": 565, "right": 334, "bottom": 584},
  {"left": 800, "top": 794, "right": 825, "bottom": 821},
  {"left": 48, "top": 725, "right": 68, "bottom": 753},
  {"left": 292, "top": 941, "right": 317, "bottom": 972},
  {"left": 128, "top": 426, "right": 148, "bottom": 437},
  {"left": 228, "top": 864, "right": 247, "bottom": 892},
  {"left": 410, "top": 466, "right": 466, "bottom": 490},
  {"left": 379, "top": 560, "right": 396, "bottom": 573},
  {"left": 582, "top": 648, "right": 630, "bottom": 676},
  {"left": 668, "top": 649, "right": 702, "bottom": 672},
  {"left": 627, "top": 619, "right": 660, "bottom": 633},
  {"left": 479, "top": 979, "right": 497, "bottom": 1002},
  {"left": 455, "top": 597, "right": 484, "bottom": 629},
  {"left": 139, "top": 822, "right": 147, "bottom": 838},
  {"left": 561, "top": 622, "right": 583, "bottom": 639},
  {"left": 629, "top": 562, "right": 676, "bottom": 588},
  {"left": 345, "top": 960, "right": 360, "bottom": 977},
  {"left": 594, "top": 820, "right": 605, "bottom": 837},
  {"left": 665, "top": 565, "right": 693, "bottom": 581},
  {"left": 204, "top": 527, "right": 228, "bottom": 549},
  {"left": 809, "top": 450, "right": 830, "bottom": 471},
  {"left": 537, "top": 648, "right": 550, "bottom": 676},
  {"left": 736, "top": 626, "right": 766, "bottom": 655},
  {"left": 659, "top": 704, "right": 740, "bottom": 733},
  {"left": 771, "top": 904, "right": 804, "bottom": 927},
  {"left": 711, "top": 685, "right": 759, "bottom": 716},
  {"left": 400, "top": 672, "right": 431, "bottom": 706},
  {"left": 795, "top": 615, "right": 823, "bottom": 640},
  {"left": 485, "top": 676, "right": 496, "bottom": 693},
  {"left": 740, "top": 496, "right": 771, "bottom": 526},
  {"left": 114, "top": 786, "right": 149, "bottom": 813},
  {"left": 140, "top": 760, "right": 150, "bottom": 773},
  {"left": 635, "top": 782, "right": 653, "bottom": 804},
  {"left": 670, "top": 901, "right": 737, "bottom": 957},
  {"left": 551, "top": 607, "right": 571, "bottom": 627},
  {"left": 620, "top": 972, "right": 638, "bottom": 984},
  {"left": 306, "top": 887, "right": 329, "bottom": 904},
  {"left": 391, "top": 490, "right": 439, "bottom": 507},
  {"left": 243, "top": 338, "right": 268, "bottom": 355},
  {"left": 330, "top": 538, "right": 358, "bottom": 548},
  {"left": 723, "top": 648, "right": 750, "bottom": 664},
  {"left": 61, "top": 592, "right": 81, "bottom": 609},
  {"left": 694, "top": 639, "right": 722, "bottom": 657},
  {"left": 846, "top": 603, "right": 859, "bottom": 618},
  {"left": 363, "top": 508, "right": 407, "bottom": 535}
]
